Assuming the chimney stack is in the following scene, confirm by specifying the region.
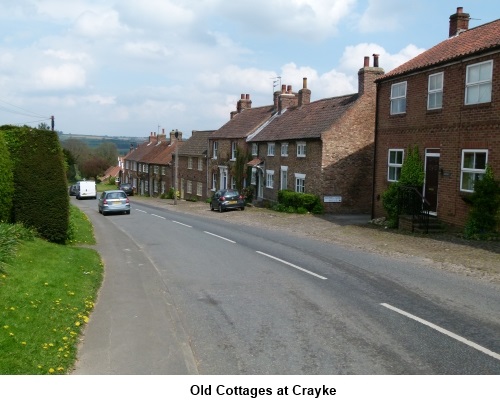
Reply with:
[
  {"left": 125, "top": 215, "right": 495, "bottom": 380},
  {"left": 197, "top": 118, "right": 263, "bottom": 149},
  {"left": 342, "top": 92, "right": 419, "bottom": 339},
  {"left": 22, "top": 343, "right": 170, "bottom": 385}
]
[
  {"left": 358, "top": 55, "right": 384, "bottom": 95},
  {"left": 298, "top": 77, "right": 311, "bottom": 107},
  {"left": 449, "top": 7, "right": 469, "bottom": 37},
  {"left": 236, "top": 93, "right": 252, "bottom": 113}
]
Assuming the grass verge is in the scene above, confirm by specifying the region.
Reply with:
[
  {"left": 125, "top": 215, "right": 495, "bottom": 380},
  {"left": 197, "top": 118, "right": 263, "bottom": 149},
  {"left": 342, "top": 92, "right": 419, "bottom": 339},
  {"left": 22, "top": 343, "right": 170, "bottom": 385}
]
[{"left": 0, "top": 206, "right": 103, "bottom": 375}]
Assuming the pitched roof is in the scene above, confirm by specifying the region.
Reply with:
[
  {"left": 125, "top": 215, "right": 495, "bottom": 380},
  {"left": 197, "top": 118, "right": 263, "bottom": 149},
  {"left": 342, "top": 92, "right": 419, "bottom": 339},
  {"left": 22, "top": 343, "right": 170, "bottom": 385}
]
[
  {"left": 249, "top": 94, "right": 358, "bottom": 142},
  {"left": 210, "top": 105, "right": 275, "bottom": 139},
  {"left": 379, "top": 18, "right": 500, "bottom": 80},
  {"left": 178, "top": 130, "right": 214, "bottom": 156}
]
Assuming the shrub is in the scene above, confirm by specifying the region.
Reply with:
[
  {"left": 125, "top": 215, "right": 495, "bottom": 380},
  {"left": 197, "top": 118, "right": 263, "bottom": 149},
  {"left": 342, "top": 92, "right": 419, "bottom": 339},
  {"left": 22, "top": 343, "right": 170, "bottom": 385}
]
[
  {"left": 381, "top": 145, "right": 425, "bottom": 228},
  {"left": 0, "top": 135, "right": 14, "bottom": 222},
  {"left": 166, "top": 187, "right": 180, "bottom": 199},
  {"left": 1, "top": 125, "right": 69, "bottom": 243},
  {"left": 0, "top": 223, "right": 36, "bottom": 271},
  {"left": 463, "top": 165, "right": 500, "bottom": 239},
  {"left": 277, "top": 190, "right": 323, "bottom": 214}
]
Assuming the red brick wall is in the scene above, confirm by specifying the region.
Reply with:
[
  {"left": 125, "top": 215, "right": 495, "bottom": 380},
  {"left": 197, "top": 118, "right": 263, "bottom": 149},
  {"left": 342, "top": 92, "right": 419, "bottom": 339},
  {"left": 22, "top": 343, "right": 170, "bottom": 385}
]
[{"left": 373, "top": 52, "right": 500, "bottom": 228}]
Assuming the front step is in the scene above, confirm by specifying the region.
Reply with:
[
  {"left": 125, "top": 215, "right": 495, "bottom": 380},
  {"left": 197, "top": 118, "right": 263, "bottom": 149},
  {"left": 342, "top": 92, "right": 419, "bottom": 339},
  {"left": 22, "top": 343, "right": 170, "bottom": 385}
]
[{"left": 398, "top": 215, "right": 445, "bottom": 233}]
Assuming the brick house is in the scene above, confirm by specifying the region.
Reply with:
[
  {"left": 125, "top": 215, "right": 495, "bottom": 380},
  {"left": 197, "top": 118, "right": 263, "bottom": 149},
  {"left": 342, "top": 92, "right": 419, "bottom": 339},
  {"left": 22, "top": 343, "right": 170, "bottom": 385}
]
[
  {"left": 372, "top": 8, "right": 500, "bottom": 229},
  {"left": 176, "top": 130, "right": 214, "bottom": 201},
  {"left": 247, "top": 56, "right": 384, "bottom": 213},
  {"left": 122, "top": 129, "right": 183, "bottom": 196},
  {"left": 208, "top": 96, "right": 275, "bottom": 192}
]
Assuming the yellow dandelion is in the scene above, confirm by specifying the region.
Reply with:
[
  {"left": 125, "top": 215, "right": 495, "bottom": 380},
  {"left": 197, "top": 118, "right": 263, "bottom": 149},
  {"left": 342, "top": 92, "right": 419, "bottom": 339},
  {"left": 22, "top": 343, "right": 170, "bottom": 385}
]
[
  {"left": 62, "top": 336, "right": 68, "bottom": 341},
  {"left": 9, "top": 307, "right": 16, "bottom": 310},
  {"left": 9, "top": 332, "right": 14, "bottom": 336},
  {"left": 57, "top": 367, "right": 64, "bottom": 372},
  {"left": 21, "top": 342, "right": 27, "bottom": 345},
  {"left": 48, "top": 343, "right": 54, "bottom": 347},
  {"left": 83, "top": 316, "right": 89, "bottom": 323},
  {"left": 3, "top": 325, "right": 9, "bottom": 329},
  {"left": 48, "top": 368, "right": 55, "bottom": 374},
  {"left": 38, "top": 365, "right": 42, "bottom": 369},
  {"left": 44, "top": 282, "right": 49, "bottom": 286},
  {"left": 75, "top": 321, "right": 81, "bottom": 327}
]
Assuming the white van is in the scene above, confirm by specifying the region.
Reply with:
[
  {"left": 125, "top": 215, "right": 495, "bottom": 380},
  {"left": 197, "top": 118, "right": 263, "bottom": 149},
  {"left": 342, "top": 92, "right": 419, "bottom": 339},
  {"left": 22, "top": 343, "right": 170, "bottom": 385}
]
[{"left": 76, "top": 180, "right": 97, "bottom": 199}]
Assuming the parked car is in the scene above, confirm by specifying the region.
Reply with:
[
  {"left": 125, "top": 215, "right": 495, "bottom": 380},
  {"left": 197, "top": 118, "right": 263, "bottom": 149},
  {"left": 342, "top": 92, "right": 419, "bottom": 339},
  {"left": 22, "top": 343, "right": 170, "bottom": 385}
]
[
  {"left": 98, "top": 190, "right": 131, "bottom": 216},
  {"left": 68, "top": 184, "right": 78, "bottom": 196},
  {"left": 120, "top": 183, "right": 134, "bottom": 196},
  {"left": 210, "top": 189, "right": 245, "bottom": 212}
]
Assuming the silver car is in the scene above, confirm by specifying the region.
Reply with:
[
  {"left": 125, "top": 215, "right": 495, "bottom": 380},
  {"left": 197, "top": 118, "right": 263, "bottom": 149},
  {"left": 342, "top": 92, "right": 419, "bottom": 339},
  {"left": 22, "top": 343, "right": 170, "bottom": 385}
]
[{"left": 98, "top": 190, "right": 131, "bottom": 216}]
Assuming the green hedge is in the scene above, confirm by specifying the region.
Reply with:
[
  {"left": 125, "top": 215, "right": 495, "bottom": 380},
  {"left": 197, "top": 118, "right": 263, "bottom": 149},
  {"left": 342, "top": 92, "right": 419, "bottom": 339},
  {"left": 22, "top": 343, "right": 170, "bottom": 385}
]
[
  {"left": 0, "top": 134, "right": 14, "bottom": 222},
  {"left": 277, "top": 190, "right": 324, "bottom": 214},
  {"left": 1, "top": 126, "right": 69, "bottom": 244}
]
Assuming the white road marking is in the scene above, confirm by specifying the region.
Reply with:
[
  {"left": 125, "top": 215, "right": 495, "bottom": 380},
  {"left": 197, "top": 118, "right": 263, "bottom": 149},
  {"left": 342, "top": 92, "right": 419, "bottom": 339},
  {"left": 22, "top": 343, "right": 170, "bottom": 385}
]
[
  {"left": 256, "top": 251, "right": 327, "bottom": 280},
  {"left": 135, "top": 209, "right": 147, "bottom": 213},
  {"left": 204, "top": 231, "right": 236, "bottom": 243},
  {"left": 381, "top": 303, "right": 500, "bottom": 361},
  {"left": 151, "top": 214, "right": 166, "bottom": 220},
  {"left": 173, "top": 221, "right": 192, "bottom": 228}
]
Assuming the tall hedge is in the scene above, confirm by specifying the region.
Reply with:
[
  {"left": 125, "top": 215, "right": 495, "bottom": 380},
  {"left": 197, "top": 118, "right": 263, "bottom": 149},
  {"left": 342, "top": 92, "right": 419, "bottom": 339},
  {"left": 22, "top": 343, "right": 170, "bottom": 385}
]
[
  {"left": 0, "top": 134, "right": 14, "bottom": 222},
  {"left": 1, "top": 125, "right": 69, "bottom": 243}
]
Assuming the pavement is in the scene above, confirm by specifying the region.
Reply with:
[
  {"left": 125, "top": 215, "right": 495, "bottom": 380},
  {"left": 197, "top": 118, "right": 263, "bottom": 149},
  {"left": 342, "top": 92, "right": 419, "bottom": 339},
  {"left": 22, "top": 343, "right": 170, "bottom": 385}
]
[{"left": 71, "top": 200, "right": 198, "bottom": 374}]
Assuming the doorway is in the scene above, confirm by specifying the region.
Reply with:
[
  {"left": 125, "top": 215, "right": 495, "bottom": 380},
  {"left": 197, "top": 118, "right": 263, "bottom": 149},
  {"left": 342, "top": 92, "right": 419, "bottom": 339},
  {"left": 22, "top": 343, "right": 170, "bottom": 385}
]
[{"left": 424, "top": 149, "right": 440, "bottom": 214}]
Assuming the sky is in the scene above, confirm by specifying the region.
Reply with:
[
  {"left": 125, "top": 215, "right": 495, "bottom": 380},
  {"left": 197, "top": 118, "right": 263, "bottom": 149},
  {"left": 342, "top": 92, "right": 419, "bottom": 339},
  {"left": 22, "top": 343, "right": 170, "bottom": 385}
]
[{"left": 0, "top": 0, "right": 497, "bottom": 138}]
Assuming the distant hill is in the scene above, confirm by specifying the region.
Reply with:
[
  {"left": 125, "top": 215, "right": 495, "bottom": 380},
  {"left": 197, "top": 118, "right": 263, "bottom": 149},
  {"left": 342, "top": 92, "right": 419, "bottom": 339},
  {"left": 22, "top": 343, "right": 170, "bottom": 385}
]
[{"left": 58, "top": 133, "right": 147, "bottom": 156}]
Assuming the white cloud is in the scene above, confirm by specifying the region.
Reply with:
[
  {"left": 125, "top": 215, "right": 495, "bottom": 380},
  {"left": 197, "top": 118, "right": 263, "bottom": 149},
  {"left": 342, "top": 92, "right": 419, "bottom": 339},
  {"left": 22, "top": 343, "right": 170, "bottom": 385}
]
[
  {"left": 72, "top": 9, "right": 129, "bottom": 38},
  {"left": 35, "top": 64, "right": 87, "bottom": 90},
  {"left": 357, "top": 0, "right": 420, "bottom": 33}
]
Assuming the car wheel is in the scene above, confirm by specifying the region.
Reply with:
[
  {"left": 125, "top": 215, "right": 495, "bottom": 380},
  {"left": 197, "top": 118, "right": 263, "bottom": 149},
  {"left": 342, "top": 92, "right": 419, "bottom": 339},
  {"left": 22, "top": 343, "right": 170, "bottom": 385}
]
[
  {"left": 241, "top": 206, "right": 245, "bottom": 211},
  {"left": 102, "top": 211, "right": 108, "bottom": 216},
  {"left": 210, "top": 203, "right": 214, "bottom": 211},
  {"left": 218, "top": 204, "right": 223, "bottom": 213},
  {"left": 126, "top": 211, "right": 130, "bottom": 215}
]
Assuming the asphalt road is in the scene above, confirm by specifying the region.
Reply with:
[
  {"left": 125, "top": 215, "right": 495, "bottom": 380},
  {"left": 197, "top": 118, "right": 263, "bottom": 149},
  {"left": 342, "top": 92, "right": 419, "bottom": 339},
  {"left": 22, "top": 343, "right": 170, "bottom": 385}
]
[{"left": 71, "top": 196, "right": 500, "bottom": 374}]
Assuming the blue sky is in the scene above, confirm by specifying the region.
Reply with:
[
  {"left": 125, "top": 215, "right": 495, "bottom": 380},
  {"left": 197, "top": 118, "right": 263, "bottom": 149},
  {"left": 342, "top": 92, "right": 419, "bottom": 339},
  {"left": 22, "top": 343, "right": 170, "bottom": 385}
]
[{"left": 0, "top": 0, "right": 497, "bottom": 138}]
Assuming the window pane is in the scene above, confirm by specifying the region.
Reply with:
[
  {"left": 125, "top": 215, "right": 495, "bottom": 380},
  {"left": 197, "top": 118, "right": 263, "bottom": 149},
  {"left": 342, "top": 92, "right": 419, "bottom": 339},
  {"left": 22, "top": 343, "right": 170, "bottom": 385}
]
[
  {"left": 475, "top": 152, "right": 486, "bottom": 170},
  {"left": 479, "top": 62, "right": 492, "bottom": 81},
  {"left": 478, "top": 83, "right": 492, "bottom": 103},
  {"left": 468, "top": 65, "right": 479, "bottom": 83},
  {"left": 462, "top": 152, "right": 475, "bottom": 169}
]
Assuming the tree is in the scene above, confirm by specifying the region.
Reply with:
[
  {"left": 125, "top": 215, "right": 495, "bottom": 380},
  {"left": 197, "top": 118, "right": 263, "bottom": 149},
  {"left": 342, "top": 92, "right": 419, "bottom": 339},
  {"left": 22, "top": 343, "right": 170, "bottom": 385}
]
[
  {"left": 80, "top": 156, "right": 109, "bottom": 180},
  {"left": 95, "top": 141, "right": 118, "bottom": 167},
  {"left": 62, "top": 139, "right": 92, "bottom": 166}
]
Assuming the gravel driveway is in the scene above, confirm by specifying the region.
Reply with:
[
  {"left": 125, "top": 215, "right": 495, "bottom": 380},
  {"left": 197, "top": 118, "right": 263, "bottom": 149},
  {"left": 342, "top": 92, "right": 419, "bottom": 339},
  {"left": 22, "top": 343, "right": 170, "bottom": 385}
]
[{"left": 132, "top": 196, "right": 500, "bottom": 287}]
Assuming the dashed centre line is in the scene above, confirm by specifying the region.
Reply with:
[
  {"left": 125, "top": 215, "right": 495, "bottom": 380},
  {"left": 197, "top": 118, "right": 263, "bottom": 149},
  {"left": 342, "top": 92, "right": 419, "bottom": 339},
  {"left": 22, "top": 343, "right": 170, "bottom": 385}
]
[
  {"left": 173, "top": 220, "right": 192, "bottom": 228},
  {"left": 381, "top": 303, "right": 500, "bottom": 361},
  {"left": 151, "top": 214, "right": 166, "bottom": 220},
  {"left": 204, "top": 231, "right": 236, "bottom": 243},
  {"left": 256, "top": 251, "right": 327, "bottom": 280}
]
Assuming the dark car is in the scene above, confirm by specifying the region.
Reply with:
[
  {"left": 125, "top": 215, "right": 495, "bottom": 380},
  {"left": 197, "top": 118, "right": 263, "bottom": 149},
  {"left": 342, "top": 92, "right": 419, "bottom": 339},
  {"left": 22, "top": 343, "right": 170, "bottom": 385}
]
[
  {"left": 98, "top": 190, "right": 131, "bottom": 215},
  {"left": 68, "top": 184, "right": 78, "bottom": 196},
  {"left": 120, "top": 183, "right": 134, "bottom": 196},
  {"left": 210, "top": 189, "right": 245, "bottom": 212}
]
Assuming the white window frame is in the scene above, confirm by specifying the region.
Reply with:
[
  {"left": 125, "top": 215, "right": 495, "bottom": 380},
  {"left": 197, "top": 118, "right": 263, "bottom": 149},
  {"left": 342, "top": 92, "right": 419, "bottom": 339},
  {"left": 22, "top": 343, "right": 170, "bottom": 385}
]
[
  {"left": 267, "top": 142, "right": 275, "bottom": 156},
  {"left": 297, "top": 142, "right": 306, "bottom": 158},
  {"left": 251, "top": 168, "right": 257, "bottom": 185},
  {"left": 231, "top": 141, "right": 237, "bottom": 160},
  {"left": 188, "top": 157, "right": 193, "bottom": 169},
  {"left": 187, "top": 180, "right": 193, "bottom": 194},
  {"left": 198, "top": 158, "right": 203, "bottom": 171},
  {"left": 460, "top": 149, "right": 488, "bottom": 192},
  {"left": 212, "top": 172, "right": 217, "bottom": 190},
  {"left": 196, "top": 182, "right": 203, "bottom": 196},
  {"left": 465, "top": 60, "right": 493, "bottom": 105},
  {"left": 161, "top": 166, "right": 166, "bottom": 175},
  {"left": 266, "top": 170, "right": 274, "bottom": 188},
  {"left": 281, "top": 142, "right": 288, "bottom": 157},
  {"left": 428, "top": 72, "right": 443, "bottom": 110},
  {"left": 390, "top": 82, "right": 407, "bottom": 115},
  {"left": 387, "top": 149, "right": 404, "bottom": 182},
  {"left": 280, "top": 166, "right": 288, "bottom": 190},
  {"left": 252, "top": 143, "right": 258, "bottom": 156},
  {"left": 212, "top": 141, "right": 218, "bottom": 159},
  {"left": 295, "top": 173, "right": 305, "bottom": 193}
]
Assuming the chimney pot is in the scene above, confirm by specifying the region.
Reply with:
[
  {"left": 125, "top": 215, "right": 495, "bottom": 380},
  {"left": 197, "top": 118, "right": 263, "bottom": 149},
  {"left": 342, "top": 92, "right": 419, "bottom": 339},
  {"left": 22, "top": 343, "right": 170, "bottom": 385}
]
[
  {"left": 281, "top": 84, "right": 286, "bottom": 93},
  {"left": 373, "top": 54, "right": 379, "bottom": 68},
  {"left": 240, "top": 93, "right": 245, "bottom": 100},
  {"left": 364, "top": 56, "right": 370, "bottom": 67},
  {"left": 302, "top": 77, "right": 308, "bottom": 89},
  {"left": 246, "top": 94, "right": 250, "bottom": 100},
  {"left": 287, "top": 85, "right": 292, "bottom": 94}
]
